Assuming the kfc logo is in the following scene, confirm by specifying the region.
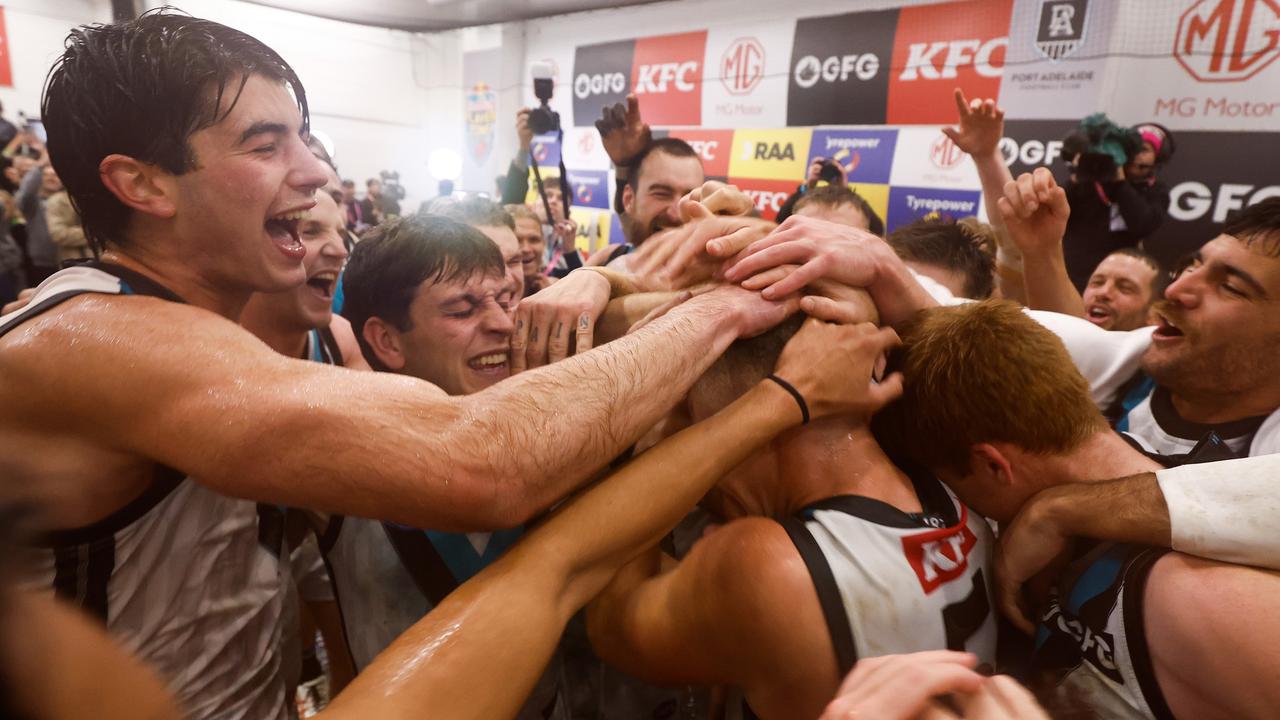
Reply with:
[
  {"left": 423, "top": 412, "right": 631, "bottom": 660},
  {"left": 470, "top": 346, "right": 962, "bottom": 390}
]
[
  {"left": 900, "top": 515, "right": 978, "bottom": 594},
  {"left": 793, "top": 53, "right": 881, "bottom": 88},
  {"left": 900, "top": 37, "right": 1008, "bottom": 80},
  {"left": 689, "top": 140, "right": 719, "bottom": 162},
  {"left": 668, "top": 129, "right": 734, "bottom": 177},
  {"left": 722, "top": 37, "right": 766, "bottom": 95},
  {"left": 1175, "top": 0, "right": 1280, "bottom": 82},
  {"left": 930, "top": 134, "right": 964, "bottom": 169},
  {"left": 634, "top": 62, "right": 699, "bottom": 93},
  {"left": 745, "top": 189, "right": 790, "bottom": 214}
]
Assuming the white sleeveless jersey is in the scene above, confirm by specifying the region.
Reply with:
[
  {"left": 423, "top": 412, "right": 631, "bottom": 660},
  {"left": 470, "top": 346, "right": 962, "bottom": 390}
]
[
  {"left": 2, "top": 264, "right": 288, "bottom": 720},
  {"left": 778, "top": 474, "right": 997, "bottom": 675}
]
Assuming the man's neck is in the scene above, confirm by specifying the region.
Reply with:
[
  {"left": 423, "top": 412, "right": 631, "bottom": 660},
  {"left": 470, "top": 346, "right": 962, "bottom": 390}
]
[
  {"left": 100, "top": 245, "right": 252, "bottom": 321},
  {"left": 1037, "top": 430, "right": 1164, "bottom": 486},
  {"left": 1169, "top": 385, "right": 1279, "bottom": 426},
  {"left": 736, "top": 420, "right": 920, "bottom": 518}
]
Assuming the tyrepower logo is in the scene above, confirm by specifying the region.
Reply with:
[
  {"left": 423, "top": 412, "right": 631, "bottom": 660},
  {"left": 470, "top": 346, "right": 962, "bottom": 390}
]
[
  {"left": 666, "top": 129, "right": 734, "bottom": 177},
  {"left": 631, "top": 31, "right": 707, "bottom": 125},
  {"left": 721, "top": 37, "right": 766, "bottom": 95},
  {"left": 1174, "top": 0, "right": 1280, "bottom": 82},
  {"left": 900, "top": 514, "right": 978, "bottom": 594},
  {"left": 887, "top": 0, "right": 1013, "bottom": 123},
  {"left": 786, "top": 9, "right": 898, "bottom": 125}
]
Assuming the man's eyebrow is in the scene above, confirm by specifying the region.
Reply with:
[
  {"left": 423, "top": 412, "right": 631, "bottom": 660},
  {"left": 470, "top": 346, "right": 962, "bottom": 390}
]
[
  {"left": 237, "top": 121, "right": 289, "bottom": 146},
  {"left": 646, "top": 183, "right": 676, "bottom": 194},
  {"left": 1216, "top": 261, "right": 1268, "bottom": 298}
]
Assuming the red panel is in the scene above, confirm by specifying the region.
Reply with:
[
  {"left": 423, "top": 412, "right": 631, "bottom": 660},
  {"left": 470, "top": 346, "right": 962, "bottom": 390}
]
[{"left": 631, "top": 31, "right": 707, "bottom": 126}]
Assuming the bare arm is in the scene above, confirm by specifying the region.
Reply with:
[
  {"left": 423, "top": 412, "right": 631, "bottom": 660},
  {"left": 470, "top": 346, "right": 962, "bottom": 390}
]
[
  {"left": 321, "top": 316, "right": 903, "bottom": 720},
  {"left": 997, "top": 168, "right": 1085, "bottom": 317},
  {"left": 586, "top": 519, "right": 838, "bottom": 719},
  {"left": 4, "top": 285, "right": 780, "bottom": 531},
  {"left": 1145, "top": 553, "right": 1280, "bottom": 720}
]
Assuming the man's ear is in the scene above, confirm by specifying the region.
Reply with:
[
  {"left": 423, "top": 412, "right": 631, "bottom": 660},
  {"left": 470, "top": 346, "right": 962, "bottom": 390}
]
[
  {"left": 362, "top": 317, "right": 407, "bottom": 371},
  {"left": 621, "top": 182, "right": 636, "bottom": 216},
  {"left": 969, "top": 443, "right": 1015, "bottom": 487},
  {"left": 98, "top": 154, "right": 177, "bottom": 219}
]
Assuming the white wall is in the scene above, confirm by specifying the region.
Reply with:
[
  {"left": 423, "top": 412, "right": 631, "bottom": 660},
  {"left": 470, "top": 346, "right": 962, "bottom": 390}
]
[{"left": 0, "top": 0, "right": 112, "bottom": 120}]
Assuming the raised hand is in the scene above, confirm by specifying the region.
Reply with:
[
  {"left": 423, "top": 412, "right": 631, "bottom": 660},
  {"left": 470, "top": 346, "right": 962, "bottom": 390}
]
[
  {"left": 516, "top": 108, "right": 534, "bottom": 152},
  {"left": 680, "top": 180, "right": 754, "bottom": 218},
  {"left": 594, "top": 94, "right": 652, "bottom": 167},
  {"left": 996, "top": 167, "right": 1070, "bottom": 258},
  {"left": 942, "top": 88, "right": 1005, "bottom": 160},
  {"left": 510, "top": 268, "right": 611, "bottom": 371},
  {"left": 630, "top": 199, "right": 773, "bottom": 290}
]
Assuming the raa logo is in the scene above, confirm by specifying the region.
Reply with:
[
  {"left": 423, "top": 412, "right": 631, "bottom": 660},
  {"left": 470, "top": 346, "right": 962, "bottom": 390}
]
[{"left": 741, "top": 141, "right": 796, "bottom": 162}]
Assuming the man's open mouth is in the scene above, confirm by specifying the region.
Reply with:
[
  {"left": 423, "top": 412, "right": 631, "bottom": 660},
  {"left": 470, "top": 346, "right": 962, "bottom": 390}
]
[
  {"left": 467, "top": 352, "right": 509, "bottom": 374},
  {"left": 265, "top": 209, "right": 309, "bottom": 254},
  {"left": 306, "top": 269, "right": 338, "bottom": 300},
  {"left": 1152, "top": 314, "right": 1185, "bottom": 339},
  {"left": 1085, "top": 304, "right": 1112, "bottom": 322}
]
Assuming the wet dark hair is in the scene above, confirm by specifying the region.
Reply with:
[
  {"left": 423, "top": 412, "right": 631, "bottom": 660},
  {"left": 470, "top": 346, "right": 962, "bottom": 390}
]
[
  {"left": 41, "top": 8, "right": 309, "bottom": 254},
  {"left": 1223, "top": 197, "right": 1280, "bottom": 258},
  {"left": 341, "top": 215, "right": 504, "bottom": 371},
  {"left": 888, "top": 217, "right": 996, "bottom": 299},
  {"left": 793, "top": 185, "right": 886, "bottom": 237},
  {"left": 435, "top": 196, "right": 515, "bottom": 231}
]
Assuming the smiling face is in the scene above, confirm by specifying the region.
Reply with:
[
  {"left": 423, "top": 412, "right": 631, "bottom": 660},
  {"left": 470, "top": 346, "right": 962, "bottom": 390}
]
[
  {"left": 168, "top": 74, "right": 328, "bottom": 294},
  {"left": 392, "top": 270, "right": 515, "bottom": 395},
  {"left": 474, "top": 224, "right": 525, "bottom": 300},
  {"left": 1082, "top": 253, "right": 1157, "bottom": 331},
  {"left": 1143, "top": 234, "right": 1280, "bottom": 399},
  {"left": 622, "top": 150, "right": 704, "bottom": 245},
  {"left": 513, "top": 215, "right": 545, "bottom": 278}
]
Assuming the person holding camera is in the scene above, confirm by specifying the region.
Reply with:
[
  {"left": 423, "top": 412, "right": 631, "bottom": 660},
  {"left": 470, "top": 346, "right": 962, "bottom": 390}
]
[
  {"left": 1060, "top": 116, "right": 1173, "bottom": 290},
  {"left": 775, "top": 156, "right": 853, "bottom": 225}
]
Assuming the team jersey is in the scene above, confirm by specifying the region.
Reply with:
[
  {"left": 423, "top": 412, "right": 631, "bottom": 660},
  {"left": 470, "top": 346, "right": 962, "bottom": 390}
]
[
  {"left": 1, "top": 263, "right": 288, "bottom": 720},
  {"left": 779, "top": 471, "right": 997, "bottom": 676},
  {"left": 1031, "top": 543, "right": 1173, "bottom": 720}
]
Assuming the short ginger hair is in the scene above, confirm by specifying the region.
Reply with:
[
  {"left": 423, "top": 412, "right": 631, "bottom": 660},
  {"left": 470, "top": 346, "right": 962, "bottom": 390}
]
[{"left": 872, "top": 300, "right": 1105, "bottom": 473}]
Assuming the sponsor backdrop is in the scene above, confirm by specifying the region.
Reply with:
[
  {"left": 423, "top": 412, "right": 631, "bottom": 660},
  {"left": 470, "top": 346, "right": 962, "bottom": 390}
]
[{"left": 543, "top": 0, "right": 1279, "bottom": 255}]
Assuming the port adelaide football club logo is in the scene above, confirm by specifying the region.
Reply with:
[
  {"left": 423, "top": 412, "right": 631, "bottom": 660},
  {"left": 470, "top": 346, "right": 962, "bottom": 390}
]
[{"left": 1035, "top": 0, "right": 1088, "bottom": 62}]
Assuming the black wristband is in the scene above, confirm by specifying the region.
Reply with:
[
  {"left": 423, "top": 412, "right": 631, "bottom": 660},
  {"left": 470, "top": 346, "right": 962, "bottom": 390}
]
[{"left": 767, "top": 374, "right": 810, "bottom": 425}]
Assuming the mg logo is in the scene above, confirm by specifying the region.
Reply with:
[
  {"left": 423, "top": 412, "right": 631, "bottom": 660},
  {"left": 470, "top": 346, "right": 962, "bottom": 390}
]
[
  {"left": 930, "top": 134, "right": 964, "bottom": 169},
  {"left": 577, "top": 130, "right": 596, "bottom": 156},
  {"left": 1175, "top": 0, "right": 1280, "bottom": 82},
  {"left": 721, "top": 37, "right": 765, "bottom": 95}
]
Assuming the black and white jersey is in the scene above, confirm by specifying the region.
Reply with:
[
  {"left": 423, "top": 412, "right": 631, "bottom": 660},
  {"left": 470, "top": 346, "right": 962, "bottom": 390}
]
[
  {"left": 1, "top": 264, "right": 288, "bottom": 720},
  {"left": 779, "top": 472, "right": 997, "bottom": 676},
  {"left": 1032, "top": 543, "right": 1173, "bottom": 720}
]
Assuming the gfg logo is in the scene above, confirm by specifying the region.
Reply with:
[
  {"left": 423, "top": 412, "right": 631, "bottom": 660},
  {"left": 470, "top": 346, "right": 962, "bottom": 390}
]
[
  {"left": 1175, "top": 0, "right": 1280, "bottom": 82},
  {"left": 722, "top": 37, "right": 765, "bottom": 95},
  {"left": 793, "top": 53, "right": 881, "bottom": 88},
  {"left": 1169, "top": 181, "right": 1280, "bottom": 222},
  {"left": 574, "top": 72, "right": 627, "bottom": 99},
  {"left": 899, "top": 38, "right": 1008, "bottom": 80},
  {"left": 999, "top": 137, "right": 1064, "bottom": 166}
]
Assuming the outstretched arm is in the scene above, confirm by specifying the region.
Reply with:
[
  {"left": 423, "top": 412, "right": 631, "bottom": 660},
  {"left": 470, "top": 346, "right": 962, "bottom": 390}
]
[
  {"left": 4, "top": 284, "right": 790, "bottom": 532},
  {"left": 997, "top": 168, "right": 1084, "bottom": 317},
  {"left": 322, "top": 316, "right": 904, "bottom": 720}
]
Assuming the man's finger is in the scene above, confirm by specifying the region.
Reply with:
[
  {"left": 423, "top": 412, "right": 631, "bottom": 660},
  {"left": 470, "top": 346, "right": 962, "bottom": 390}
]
[
  {"left": 547, "top": 315, "right": 572, "bottom": 364},
  {"left": 574, "top": 310, "right": 595, "bottom": 353},
  {"left": 996, "top": 196, "right": 1016, "bottom": 223},
  {"left": 1016, "top": 173, "right": 1039, "bottom": 216},
  {"left": 626, "top": 93, "right": 642, "bottom": 124},
  {"left": 800, "top": 295, "right": 858, "bottom": 324},
  {"left": 953, "top": 87, "right": 969, "bottom": 118},
  {"left": 867, "top": 372, "right": 905, "bottom": 411},
  {"left": 525, "top": 307, "right": 552, "bottom": 369},
  {"left": 941, "top": 126, "right": 962, "bottom": 145},
  {"left": 510, "top": 312, "right": 531, "bottom": 374},
  {"left": 763, "top": 259, "right": 827, "bottom": 299},
  {"left": 995, "top": 572, "right": 1036, "bottom": 634},
  {"left": 728, "top": 241, "right": 814, "bottom": 284},
  {"left": 740, "top": 264, "right": 796, "bottom": 291}
]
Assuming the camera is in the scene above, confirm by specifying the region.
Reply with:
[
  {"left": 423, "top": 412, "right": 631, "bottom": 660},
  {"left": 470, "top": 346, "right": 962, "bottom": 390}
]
[
  {"left": 818, "top": 159, "right": 844, "bottom": 184},
  {"left": 527, "top": 61, "right": 560, "bottom": 135},
  {"left": 379, "top": 170, "right": 406, "bottom": 201}
]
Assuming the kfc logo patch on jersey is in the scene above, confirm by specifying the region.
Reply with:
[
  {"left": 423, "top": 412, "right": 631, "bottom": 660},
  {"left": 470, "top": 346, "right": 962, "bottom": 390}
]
[
  {"left": 630, "top": 31, "right": 707, "bottom": 126},
  {"left": 667, "top": 129, "right": 734, "bottom": 177},
  {"left": 1175, "top": 0, "right": 1280, "bottom": 82},
  {"left": 572, "top": 39, "right": 635, "bottom": 127},
  {"left": 787, "top": 9, "right": 898, "bottom": 125},
  {"left": 901, "top": 513, "right": 979, "bottom": 594},
  {"left": 887, "top": 0, "right": 1013, "bottom": 123},
  {"left": 1036, "top": 0, "right": 1089, "bottom": 61},
  {"left": 721, "top": 37, "right": 766, "bottom": 95}
]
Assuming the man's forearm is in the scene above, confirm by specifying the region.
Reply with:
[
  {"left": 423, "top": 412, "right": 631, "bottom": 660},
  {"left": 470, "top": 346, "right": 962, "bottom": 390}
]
[
  {"left": 456, "top": 293, "right": 747, "bottom": 525},
  {"left": 596, "top": 291, "right": 680, "bottom": 345},
  {"left": 1030, "top": 473, "right": 1171, "bottom": 548},
  {"left": 1020, "top": 245, "right": 1085, "bottom": 317}
]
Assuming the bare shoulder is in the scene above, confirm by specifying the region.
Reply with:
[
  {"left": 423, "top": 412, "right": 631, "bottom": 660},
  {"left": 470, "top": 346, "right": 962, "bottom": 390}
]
[{"left": 693, "top": 517, "right": 813, "bottom": 610}]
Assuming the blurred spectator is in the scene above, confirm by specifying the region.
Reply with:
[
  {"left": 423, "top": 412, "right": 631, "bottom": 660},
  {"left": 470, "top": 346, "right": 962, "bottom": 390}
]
[
  {"left": 361, "top": 178, "right": 386, "bottom": 227},
  {"left": 1061, "top": 115, "right": 1173, "bottom": 290},
  {"left": 887, "top": 217, "right": 996, "bottom": 299},
  {"left": 1080, "top": 248, "right": 1166, "bottom": 331},
  {"left": 0, "top": 191, "right": 22, "bottom": 303},
  {"left": 341, "top": 179, "right": 367, "bottom": 232},
  {"left": 46, "top": 188, "right": 92, "bottom": 264},
  {"left": 791, "top": 184, "right": 885, "bottom": 236},
  {"left": 15, "top": 155, "right": 61, "bottom": 285},
  {"left": 776, "top": 156, "right": 856, "bottom": 225},
  {"left": 506, "top": 203, "right": 553, "bottom": 296},
  {"left": 436, "top": 196, "right": 527, "bottom": 299},
  {"left": 0, "top": 102, "right": 17, "bottom": 150}
]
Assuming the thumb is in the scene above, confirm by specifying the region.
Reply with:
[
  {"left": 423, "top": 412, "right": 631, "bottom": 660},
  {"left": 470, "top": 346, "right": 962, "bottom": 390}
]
[
  {"left": 867, "top": 371, "right": 905, "bottom": 412},
  {"left": 681, "top": 196, "right": 711, "bottom": 222},
  {"left": 941, "top": 126, "right": 962, "bottom": 145}
]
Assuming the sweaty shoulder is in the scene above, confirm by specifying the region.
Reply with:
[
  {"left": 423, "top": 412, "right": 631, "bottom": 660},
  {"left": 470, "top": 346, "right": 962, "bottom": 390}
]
[{"left": 1144, "top": 552, "right": 1280, "bottom": 720}]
